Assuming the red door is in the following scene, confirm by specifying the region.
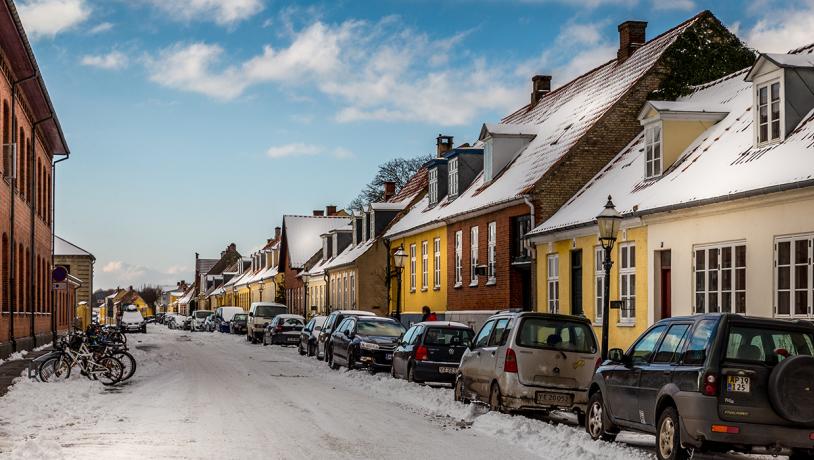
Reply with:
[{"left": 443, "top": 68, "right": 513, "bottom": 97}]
[{"left": 660, "top": 268, "right": 672, "bottom": 319}]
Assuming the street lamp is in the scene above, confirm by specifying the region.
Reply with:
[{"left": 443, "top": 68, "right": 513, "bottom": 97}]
[
  {"left": 392, "top": 245, "right": 408, "bottom": 322},
  {"left": 597, "top": 195, "right": 622, "bottom": 360}
]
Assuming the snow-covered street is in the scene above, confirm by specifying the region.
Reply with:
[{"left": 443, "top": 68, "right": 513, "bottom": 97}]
[{"left": 0, "top": 326, "right": 778, "bottom": 460}]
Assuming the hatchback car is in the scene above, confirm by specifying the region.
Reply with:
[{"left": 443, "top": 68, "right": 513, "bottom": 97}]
[
  {"left": 230, "top": 313, "right": 248, "bottom": 334},
  {"left": 455, "top": 311, "right": 599, "bottom": 422},
  {"left": 247, "top": 302, "right": 288, "bottom": 343},
  {"left": 328, "top": 316, "right": 405, "bottom": 372},
  {"left": 190, "top": 310, "right": 213, "bottom": 332},
  {"left": 318, "top": 310, "right": 376, "bottom": 361},
  {"left": 299, "top": 315, "right": 327, "bottom": 357},
  {"left": 587, "top": 313, "right": 814, "bottom": 460},
  {"left": 392, "top": 321, "right": 474, "bottom": 384},
  {"left": 263, "top": 314, "right": 305, "bottom": 346}
]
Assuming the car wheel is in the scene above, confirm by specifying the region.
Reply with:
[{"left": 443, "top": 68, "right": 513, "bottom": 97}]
[
  {"left": 390, "top": 362, "right": 397, "bottom": 379},
  {"left": 407, "top": 363, "right": 423, "bottom": 384},
  {"left": 454, "top": 376, "right": 470, "bottom": 404},
  {"left": 586, "top": 392, "right": 618, "bottom": 442},
  {"left": 347, "top": 352, "right": 355, "bottom": 371},
  {"left": 656, "top": 406, "right": 689, "bottom": 460},
  {"left": 328, "top": 350, "right": 339, "bottom": 370},
  {"left": 489, "top": 383, "right": 503, "bottom": 413},
  {"left": 298, "top": 343, "right": 306, "bottom": 356},
  {"left": 790, "top": 449, "right": 814, "bottom": 460},
  {"left": 263, "top": 335, "right": 269, "bottom": 346}
]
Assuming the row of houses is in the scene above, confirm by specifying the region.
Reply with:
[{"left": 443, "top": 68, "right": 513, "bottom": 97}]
[{"left": 187, "top": 10, "right": 814, "bottom": 350}]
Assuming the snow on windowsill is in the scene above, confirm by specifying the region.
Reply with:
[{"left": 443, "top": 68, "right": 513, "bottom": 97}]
[
  {"left": 486, "top": 278, "right": 497, "bottom": 286},
  {"left": 453, "top": 283, "right": 463, "bottom": 289},
  {"left": 616, "top": 321, "right": 637, "bottom": 327}
]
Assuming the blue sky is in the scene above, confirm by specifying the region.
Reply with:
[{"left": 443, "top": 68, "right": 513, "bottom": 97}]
[{"left": 17, "top": 0, "right": 814, "bottom": 289}]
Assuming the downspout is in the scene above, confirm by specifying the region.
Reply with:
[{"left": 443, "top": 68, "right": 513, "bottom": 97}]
[
  {"left": 523, "top": 195, "right": 536, "bottom": 311},
  {"left": 51, "top": 154, "right": 70, "bottom": 343},
  {"left": 30, "top": 115, "right": 52, "bottom": 345},
  {"left": 384, "top": 238, "right": 392, "bottom": 316},
  {"left": 322, "top": 271, "right": 329, "bottom": 315}
]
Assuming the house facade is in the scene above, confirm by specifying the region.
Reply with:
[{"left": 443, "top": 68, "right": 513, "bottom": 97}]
[{"left": 54, "top": 236, "right": 95, "bottom": 313}]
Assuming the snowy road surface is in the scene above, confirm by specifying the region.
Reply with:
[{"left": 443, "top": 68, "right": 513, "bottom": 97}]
[{"left": 0, "top": 327, "right": 781, "bottom": 459}]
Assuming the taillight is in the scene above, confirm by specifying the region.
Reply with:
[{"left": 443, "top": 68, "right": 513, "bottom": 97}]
[
  {"left": 504, "top": 348, "right": 518, "bottom": 373},
  {"left": 809, "top": 432, "right": 814, "bottom": 441},
  {"left": 415, "top": 345, "right": 428, "bottom": 361},
  {"left": 702, "top": 372, "right": 718, "bottom": 396},
  {"left": 275, "top": 325, "right": 283, "bottom": 332},
  {"left": 711, "top": 425, "right": 740, "bottom": 434}
]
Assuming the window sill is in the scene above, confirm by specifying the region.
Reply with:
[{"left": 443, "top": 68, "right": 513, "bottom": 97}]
[
  {"left": 453, "top": 283, "right": 463, "bottom": 289},
  {"left": 469, "top": 281, "right": 478, "bottom": 287},
  {"left": 486, "top": 278, "right": 496, "bottom": 286},
  {"left": 420, "top": 287, "right": 428, "bottom": 292},
  {"left": 409, "top": 289, "right": 416, "bottom": 293},
  {"left": 433, "top": 286, "right": 441, "bottom": 291},
  {"left": 592, "top": 321, "right": 603, "bottom": 327},
  {"left": 616, "top": 321, "right": 636, "bottom": 327}
]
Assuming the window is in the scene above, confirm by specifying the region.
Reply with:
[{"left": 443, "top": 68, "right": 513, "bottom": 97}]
[
  {"left": 350, "top": 272, "right": 355, "bottom": 307},
  {"left": 470, "top": 226, "right": 479, "bottom": 285},
  {"left": 694, "top": 243, "right": 746, "bottom": 314},
  {"left": 489, "top": 318, "right": 512, "bottom": 347},
  {"left": 775, "top": 236, "right": 812, "bottom": 318},
  {"left": 428, "top": 168, "right": 439, "bottom": 205},
  {"left": 725, "top": 326, "right": 814, "bottom": 364},
  {"left": 757, "top": 81, "right": 781, "bottom": 144},
  {"left": 594, "top": 246, "right": 605, "bottom": 323},
  {"left": 343, "top": 274, "right": 349, "bottom": 307},
  {"left": 631, "top": 325, "right": 666, "bottom": 365},
  {"left": 448, "top": 158, "right": 459, "bottom": 197},
  {"left": 683, "top": 319, "right": 717, "bottom": 365},
  {"left": 644, "top": 123, "right": 662, "bottom": 178},
  {"left": 433, "top": 238, "right": 441, "bottom": 289},
  {"left": 473, "top": 320, "right": 495, "bottom": 349},
  {"left": 516, "top": 317, "right": 597, "bottom": 353},
  {"left": 547, "top": 254, "right": 559, "bottom": 313},
  {"left": 421, "top": 240, "right": 428, "bottom": 290},
  {"left": 409, "top": 244, "right": 416, "bottom": 291},
  {"left": 487, "top": 221, "right": 496, "bottom": 281},
  {"left": 511, "top": 215, "right": 532, "bottom": 260},
  {"left": 619, "top": 243, "right": 636, "bottom": 321},
  {"left": 454, "top": 231, "right": 463, "bottom": 286},
  {"left": 653, "top": 324, "right": 690, "bottom": 363}
]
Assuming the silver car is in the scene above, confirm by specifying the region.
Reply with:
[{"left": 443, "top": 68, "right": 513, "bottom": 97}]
[{"left": 454, "top": 312, "right": 599, "bottom": 423}]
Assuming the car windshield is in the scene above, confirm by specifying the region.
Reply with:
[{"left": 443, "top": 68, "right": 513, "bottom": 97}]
[
  {"left": 356, "top": 320, "right": 405, "bottom": 337},
  {"left": 194, "top": 311, "right": 211, "bottom": 319},
  {"left": 516, "top": 318, "right": 597, "bottom": 353},
  {"left": 256, "top": 305, "right": 286, "bottom": 317},
  {"left": 423, "top": 327, "right": 473, "bottom": 346},
  {"left": 233, "top": 314, "right": 247, "bottom": 321},
  {"left": 725, "top": 325, "right": 814, "bottom": 364}
]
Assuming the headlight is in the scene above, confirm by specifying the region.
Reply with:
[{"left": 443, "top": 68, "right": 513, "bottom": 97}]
[{"left": 360, "top": 342, "right": 379, "bottom": 351}]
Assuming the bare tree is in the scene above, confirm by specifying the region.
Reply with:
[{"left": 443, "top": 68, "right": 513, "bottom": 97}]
[{"left": 348, "top": 154, "right": 431, "bottom": 210}]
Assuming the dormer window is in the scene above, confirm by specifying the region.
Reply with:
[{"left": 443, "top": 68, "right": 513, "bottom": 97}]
[
  {"left": 448, "top": 158, "right": 459, "bottom": 197},
  {"left": 757, "top": 80, "right": 781, "bottom": 144},
  {"left": 479, "top": 124, "right": 536, "bottom": 183},
  {"left": 644, "top": 123, "right": 662, "bottom": 179},
  {"left": 428, "top": 168, "right": 439, "bottom": 205}
]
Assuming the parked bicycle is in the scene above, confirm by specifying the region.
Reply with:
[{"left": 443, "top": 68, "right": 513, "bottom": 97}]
[{"left": 37, "top": 332, "right": 124, "bottom": 385}]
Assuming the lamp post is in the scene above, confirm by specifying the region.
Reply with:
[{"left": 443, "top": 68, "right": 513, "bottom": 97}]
[
  {"left": 392, "top": 245, "right": 408, "bottom": 322},
  {"left": 597, "top": 195, "right": 622, "bottom": 360}
]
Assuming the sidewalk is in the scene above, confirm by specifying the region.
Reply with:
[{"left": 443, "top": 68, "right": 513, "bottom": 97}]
[{"left": 0, "top": 349, "right": 52, "bottom": 397}]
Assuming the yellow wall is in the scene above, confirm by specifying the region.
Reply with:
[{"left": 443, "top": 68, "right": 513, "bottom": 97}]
[
  {"left": 662, "top": 119, "right": 717, "bottom": 169},
  {"left": 389, "top": 226, "right": 447, "bottom": 315},
  {"left": 328, "top": 267, "right": 357, "bottom": 310},
  {"left": 535, "top": 225, "right": 649, "bottom": 350}
]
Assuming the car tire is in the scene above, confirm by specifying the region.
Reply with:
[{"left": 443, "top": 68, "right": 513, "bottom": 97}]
[
  {"left": 489, "top": 383, "right": 503, "bottom": 413},
  {"left": 390, "top": 362, "right": 397, "bottom": 379},
  {"left": 328, "top": 350, "right": 339, "bottom": 370},
  {"left": 308, "top": 343, "right": 316, "bottom": 357},
  {"left": 407, "top": 363, "right": 423, "bottom": 384},
  {"left": 245, "top": 333, "right": 251, "bottom": 342},
  {"left": 454, "top": 376, "right": 470, "bottom": 404},
  {"left": 790, "top": 449, "right": 814, "bottom": 460},
  {"left": 263, "top": 335, "right": 269, "bottom": 346},
  {"left": 298, "top": 343, "right": 306, "bottom": 356},
  {"left": 347, "top": 352, "right": 355, "bottom": 371},
  {"left": 586, "top": 392, "right": 618, "bottom": 442},
  {"left": 656, "top": 406, "right": 689, "bottom": 460}
]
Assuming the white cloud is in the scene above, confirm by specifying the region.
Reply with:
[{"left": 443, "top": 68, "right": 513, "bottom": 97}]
[
  {"left": 102, "top": 261, "right": 123, "bottom": 273},
  {"left": 97, "top": 260, "right": 190, "bottom": 288},
  {"left": 146, "top": 43, "right": 246, "bottom": 101},
  {"left": 17, "top": 0, "right": 91, "bottom": 39},
  {"left": 558, "top": 22, "right": 606, "bottom": 46},
  {"left": 265, "top": 143, "right": 353, "bottom": 159},
  {"left": 81, "top": 50, "right": 128, "bottom": 70},
  {"left": 89, "top": 22, "right": 113, "bottom": 34},
  {"left": 145, "top": 0, "right": 263, "bottom": 26},
  {"left": 745, "top": 4, "right": 814, "bottom": 53},
  {"left": 652, "top": 0, "right": 695, "bottom": 10}
]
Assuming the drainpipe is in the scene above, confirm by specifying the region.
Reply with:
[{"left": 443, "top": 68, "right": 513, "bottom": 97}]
[
  {"left": 51, "top": 154, "right": 70, "bottom": 344},
  {"left": 384, "top": 238, "right": 392, "bottom": 317},
  {"left": 523, "top": 195, "right": 537, "bottom": 311},
  {"left": 29, "top": 115, "right": 51, "bottom": 345},
  {"left": 322, "top": 272, "right": 329, "bottom": 315}
]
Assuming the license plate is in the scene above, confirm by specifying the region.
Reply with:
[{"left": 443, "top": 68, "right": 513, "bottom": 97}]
[
  {"left": 439, "top": 366, "right": 457, "bottom": 374},
  {"left": 385, "top": 353, "right": 392, "bottom": 361},
  {"left": 535, "top": 392, "right": 573, "bottom": 406},
  {"left": 726, "top": 376, "right": 751, "bottom": 393},
  {"left": 287, "top": 337, "right": 298, "bottom": 342}
]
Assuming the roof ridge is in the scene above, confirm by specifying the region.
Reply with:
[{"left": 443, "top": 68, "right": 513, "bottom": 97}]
[
  {"left": 284, "top": 214, "right": 349, "bottom": 219},
  {"left": 689, "top": 67, "right": 750, "bottom": 92}
]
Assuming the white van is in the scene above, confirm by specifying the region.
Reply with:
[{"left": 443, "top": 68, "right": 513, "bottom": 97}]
[
  {"left": 247, "top": 302, "right": 287, "bottom": 343},
  {"left": 121, "top": 305, "right": 146, "bottom": 333},
  {"left": 190, "top": 310, "right": 213, "bottom": 332},
  {"left": 214, "top": 306, "right": 244, "bottom": 333}
]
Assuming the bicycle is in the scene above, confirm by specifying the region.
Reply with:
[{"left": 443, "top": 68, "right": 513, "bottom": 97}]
[{"left": 38, "top": 333, "right": 124, "bottom": 385}]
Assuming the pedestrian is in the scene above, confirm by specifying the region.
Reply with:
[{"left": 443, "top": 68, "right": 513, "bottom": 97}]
[{"left": 421, "top": 306, "right": 438, "bottom": 322}]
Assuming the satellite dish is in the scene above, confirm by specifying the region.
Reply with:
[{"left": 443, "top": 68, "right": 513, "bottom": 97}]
[{"left": 52, "top": 266, "right": 68, "bottom": 282}]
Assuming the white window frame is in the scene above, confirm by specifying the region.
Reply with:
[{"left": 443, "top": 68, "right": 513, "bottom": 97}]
[
  {"left": 755, "top": 78, "right": 783, "bottom": 145},
  {"left": 454, "top": 230, "right": 463, "bottom": 286},
  {"left": 594, "top": 246, "right": 605, "bottom": 324},
  {"left": 433, "top": 237, "right": 441, "bottom": 289},
  {"left": 421, "top": 240, "right": 428, "bottom": 290},
  {"left": 618, "top": 242, "right": 636, "bottom": 323},
  {"left": 547, "top": 254, "right": 559, "bottom": 313},
  {"left": 487, "top": 221, "right": 496, "bottom": 283},
  {"left": 470, "top": 226, "right": 479, "bottom": 285},
  {"left": 409, "top": 243, "right": 417, "bottom": 292},
  {"left": 449, "top": 158, "right": 459, "bottom": 197},
  {"left": 774, "top": 234, "right": 812, "bottom": 319},
  {"left": 693, "top": 241, "right": 747, "bottom": 315},
  {"left": 644, "top": 122, "right": 662, "bottom": 179},
  {"left": 428, "top": 168, "right": 438, "bottom": 205}
]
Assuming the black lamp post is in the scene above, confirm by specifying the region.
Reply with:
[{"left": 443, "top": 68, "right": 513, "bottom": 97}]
[
  {"left": 597, "top": 195, "right": 622, "bottom": 360},
  {"left": 392, "top": 245, "right": 408, "bottom": 322}
]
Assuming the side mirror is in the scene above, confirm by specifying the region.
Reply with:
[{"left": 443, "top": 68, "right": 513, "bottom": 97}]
[
  {"left": 343, "top": 330, "right": 351, "bottom": 337},
  {"left": 263, "top": 322, "right": 270, "bottom": 328},
  {"left": 248, "top": 312, "right": 254, "bottom": 317},
  {"left": 608, "top": 348, "right": 626, "bottom": 364}
]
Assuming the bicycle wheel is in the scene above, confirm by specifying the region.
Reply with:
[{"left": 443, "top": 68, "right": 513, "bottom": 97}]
[
  {"left": 111, "top": 350, "right": 137, "bottom": 381},
  {"left": 38, "top": 355, "right": 72, "bottom": 382},
  {"left": 96, "top": 356, "right": 123, "bottom": 386},
  {"left": 111, "top": 331, "right": 127, "bottom": 345}
]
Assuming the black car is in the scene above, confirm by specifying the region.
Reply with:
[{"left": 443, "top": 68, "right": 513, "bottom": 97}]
[
  {"left": 230, "top": 313, "right": 248, "bottom": 334},
  {"left": 299, "top": 315, "right": 327, "bottom": 356},
  {"left": 263, "top": 314, "right": 305, "bottom": 346},
  {"left": 587, "top": 313, "right": 814, "bottom": 460},
  {"left": 328, "top": 316, "right": 406, "bottom": 372},
  {"left": 392, "top": 321, "right": 474, "bottom": 384}
]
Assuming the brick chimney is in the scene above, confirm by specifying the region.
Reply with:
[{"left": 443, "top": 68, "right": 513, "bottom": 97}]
[
  {"left": 436, "top": 134, "right": 453, "bottom": 157},
  {"left": 530, "top": 75, "right": 551, "bottom": 107},
  {"left": 274, "top": 226, "right": 281, "bottom": 241},
  {"left": 383, "top": 181, "right": 396, "bottom": 201},
  {"left": 313, "top": 210, "right": 325, "bottom": 216},
  {"left": 326, "top": 205, "right": 338, "bottom": 216},
  {"left": 617, "top": 20, "right": 647, "bottom": 63}
]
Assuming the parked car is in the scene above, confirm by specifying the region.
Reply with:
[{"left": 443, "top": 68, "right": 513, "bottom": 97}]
[
  {"left": 156, "top": 313, "right": 166, "bottom": 324},
  {"left": 587, "top": 313, "right": 814, "bottom": 460},
  {"left": 167, "top": 314, "right": 187, "bottom": 330},
  {"left": 263, "top": 314, "right": 305, "bottom": 346},
  {"left": 230, "top": 313, "right": 248, "bottom": 334},
  {"left": 182, "top": 316, "right": 192, "bottom": 330},
  {"left": 328, "top": 316, "right": 405, "bottom": 372},
  {"left": 203, "top": 314, "right": 216, "bottom": 332},
  {"left": 318, "top": 310, "right": 376, "bottom": 361},
  {"left": 190, "top": 310, "right": 213, "bottom": 332},
  {"left": 214, "top": 306, "right": 244, "bottom": 333},
  {"left": 455, "top": 311, "right": 599, "bottom": 423},
  {"left": 392, "top": 321, "right": 474, "bottom": 384},
  {"left": 299, "top": 315, "right": 328, "bottom": 356},
  {"left": 247, "top": 302, "right": 288, "bottom": 344},
  {"left": 120, "top": 305, "right": 146, "bottom": 333}
]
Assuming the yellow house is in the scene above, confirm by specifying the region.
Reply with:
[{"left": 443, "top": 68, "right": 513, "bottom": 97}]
[{"left": 387, "top": 225, "right": 448, "bottom": 321}]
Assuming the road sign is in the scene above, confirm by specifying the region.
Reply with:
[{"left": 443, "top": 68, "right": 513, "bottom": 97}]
[{"left": 53, "top": 266, "right": 68, "bottom": 282}]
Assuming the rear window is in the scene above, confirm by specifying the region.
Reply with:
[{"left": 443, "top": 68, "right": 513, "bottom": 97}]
[
  {"left": 726, "top": 325, "right": 814, "bottom": 364},
  {"left": 423, "top": 327, "right": 473, "bottom": 347},
  {"left": 233, "top": 314, "right": 247, "bottom": 321},
  {"left": 256, "top": 305, "right": 287, "bottom": 317},
  {"left": 356, "top": 320, "right": 405, "bottom": 337},
  {"left": 195, "top": 311, "right": 211, "bottom": 319},
  {"left": 516, "top": 318, "right": 597, "bottom": 353},
  {"left": 281, "top": 318, "right": 303, "bottom": 326}
]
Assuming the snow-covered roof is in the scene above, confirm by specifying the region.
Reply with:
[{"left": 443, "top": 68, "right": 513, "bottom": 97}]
[
  {"left": 480, "top": 123, "right": 537, "bottom": 138},
  {"left": 531, "top": 45, "right": 814, "bottom": 236},
  {"left": 322, "top": 239, "right": 375, "bottom": 271},
  {"left": 54, "top": 236, "right": 94, "bottom": 258},
  {"left": 178, "top": 289, "right": 194, "bottom": 305},
  {"left": 640, "top": 100, "right": 729, "bottom": 118},
  {"left": 386, "top": 12, "right": 705, "bottom": 238},
  {"left": 369, "top": 202, "right": 408, "bottom": 211},
  {"left": 281, "top": 215, "right": 352, "bottom": 269}
]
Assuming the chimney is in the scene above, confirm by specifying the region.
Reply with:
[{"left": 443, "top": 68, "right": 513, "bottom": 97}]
[
  {"left": 326, "top": 205, "right": 337, "bottom": 216},
  {"left": 274, "top": 226, "right": 281, "bottom": 241},
  {"left": 530, "top": 75, "right": 551, "bottom": 106},
  {"left": 383, "top": 181, "right": 396, "bottom": 201},
  {"left": 313, "top": 210, "right": 324, "bottom": 216},
  {"left": 436, "top": 134, "right": 453, "bottom": 157},
  {"left": 617, "top": 20, "right": 647, "bottom": 63}
]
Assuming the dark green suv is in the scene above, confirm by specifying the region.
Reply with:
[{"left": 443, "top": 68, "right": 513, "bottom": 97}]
[{"left": 587, "top": 314, "right": 814, "bottom": 460}]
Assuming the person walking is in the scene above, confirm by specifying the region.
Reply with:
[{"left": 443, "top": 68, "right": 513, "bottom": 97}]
[{"left": 421, "top": 306, "right": 438, "bottom": 322}]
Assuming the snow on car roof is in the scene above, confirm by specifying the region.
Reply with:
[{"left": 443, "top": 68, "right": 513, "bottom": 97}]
[{"left": 416, "top": 321, "right": 472, "bottom": 329}]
